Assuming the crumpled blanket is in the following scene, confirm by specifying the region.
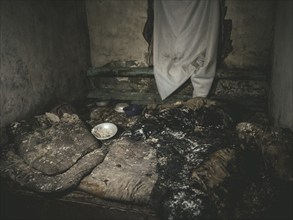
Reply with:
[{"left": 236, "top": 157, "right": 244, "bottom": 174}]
[
  {"left": 77, "top": 98, "right": 240, "bottom": 218},
  {"left": 121, "top": 98, "right": 240, "bottom": 219},
  {"left": 0, "top": 113, "right": 107, "bottom": 193},
  {"left": 79, "top": 137, "right": 158, "bottom": 205},
  {"left": 1, "top": 99, "right": 290, "bottom": 220},
  {"left": 8, "top": 113, "right": 100, "bottom": 176},
  {"left": 0, "top": 147, "right": 107, "bottom": 193},
  {"left": 236, "top": 122, "right": 293, "bottom": 182}
]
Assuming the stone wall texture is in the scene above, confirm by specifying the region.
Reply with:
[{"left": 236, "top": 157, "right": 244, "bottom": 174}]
[
  {"left": 86, "top": 0, "right": 148, "bottom": 67},
  {"left": 269, "top": 0, "right": 293, "bottom": 131},
  {"left": 0, "top": 0, "right": 90, "bottom": 128},
  {"left": 86, "top": 0, "right": 275, "bottom": 70},
  {"left": 224, "top": 0, "right": 275, "bottom": 69}
]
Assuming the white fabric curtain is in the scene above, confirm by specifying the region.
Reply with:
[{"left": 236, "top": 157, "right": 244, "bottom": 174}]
[{"left": 153, "top": 0, "right": 220, "bottom": 100}]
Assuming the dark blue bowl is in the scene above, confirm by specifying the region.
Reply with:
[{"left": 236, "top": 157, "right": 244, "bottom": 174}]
[{"left": 123, "top": 104, "right": 143, "bottom": 116}]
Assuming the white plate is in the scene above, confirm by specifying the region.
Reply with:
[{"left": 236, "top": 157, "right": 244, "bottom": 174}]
[{"left": 91, "top": 123, "right": 118, "bottom": 140}]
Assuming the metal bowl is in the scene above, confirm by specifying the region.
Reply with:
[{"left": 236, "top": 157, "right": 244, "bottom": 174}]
[
  {"left": 114, "top": 103, "right": 129, "bottom": 113},
  {"left": 91, "top": 123, "right": 118, "bottom": 140}
]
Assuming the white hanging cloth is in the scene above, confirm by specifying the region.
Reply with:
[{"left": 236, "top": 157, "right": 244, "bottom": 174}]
[{"left": 153, "top": 0, "right": 220, "bottom": 100}]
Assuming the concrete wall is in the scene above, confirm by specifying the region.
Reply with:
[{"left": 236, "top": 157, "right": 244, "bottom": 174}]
[
  {"left": 269, "top": 1, "right": 293, "bottom": 131},
  {"left": 86, "top": 0, "right": 275, "bottom": 70},
  {"left": 224, "top": 0, "right": 275, "bottom": 69},
  {"left": 86, "top": 0, "right": 148, "bottom": 67},
  {"left": 0, "top": 0, "right": 90, "bottom": 128}
]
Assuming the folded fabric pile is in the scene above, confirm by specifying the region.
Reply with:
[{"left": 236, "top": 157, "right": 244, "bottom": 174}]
[{"left": 0, "top": 112, "right": 107, "bottom": 193}]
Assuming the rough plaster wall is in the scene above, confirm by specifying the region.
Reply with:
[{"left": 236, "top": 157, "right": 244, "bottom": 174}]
[
  {"left": 224, "top": 0, "right": 275, "bottom": 69},
  {"left": 86, "top": 0, "right": 148, "bottom": 67},
  {"left": 269, "top": 1, "right": 293, "bottom": 131},
  {"left": 0, "top": 0, "right": 90, "bottom": 128},
  {"left": 86, "top": 0, "right": 274, "bottom": 70}
]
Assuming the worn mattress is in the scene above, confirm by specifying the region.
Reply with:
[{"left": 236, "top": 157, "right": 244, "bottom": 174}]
[{"left": 1, "top": 98, "right": 291, "bottom": 220}]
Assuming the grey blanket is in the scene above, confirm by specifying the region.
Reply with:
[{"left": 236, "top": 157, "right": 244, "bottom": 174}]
[
  {"left": 0, "top": 113, "right": 107, "bottom": 193},
  {"left": 79, "top": 137, "right": 157, "bottom": 205},
  {"left": 9, "top": 113, "right": 100, "bottom": 175}
]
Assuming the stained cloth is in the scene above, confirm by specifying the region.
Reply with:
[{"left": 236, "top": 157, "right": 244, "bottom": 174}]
[{"left": 153, "top": 0, "right": 220, "bottom": 99}]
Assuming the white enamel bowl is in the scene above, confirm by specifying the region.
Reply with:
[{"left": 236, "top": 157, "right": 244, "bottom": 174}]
[
  {"left": 114, "top": 103, "right": 129, "bottom": 113},
  {"left": 91, "top": 123, "right": 118, "bottom": 140}
]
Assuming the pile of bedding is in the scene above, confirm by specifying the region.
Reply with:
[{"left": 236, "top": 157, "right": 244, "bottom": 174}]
[
  {"left": 78, "top": 98, "right": 246, "bottom": 219},
  {"left": 121, "top": 99, "right": 240, "bottom": 219},
  {"left": 0, "top": 112, "right": 107, "bottom": 193},
  {"left": 0, "top": 98, "right": 291, "bottom": 220},
  {"left": 79, "top": 137, "right": 158, "bottom": 204}
]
